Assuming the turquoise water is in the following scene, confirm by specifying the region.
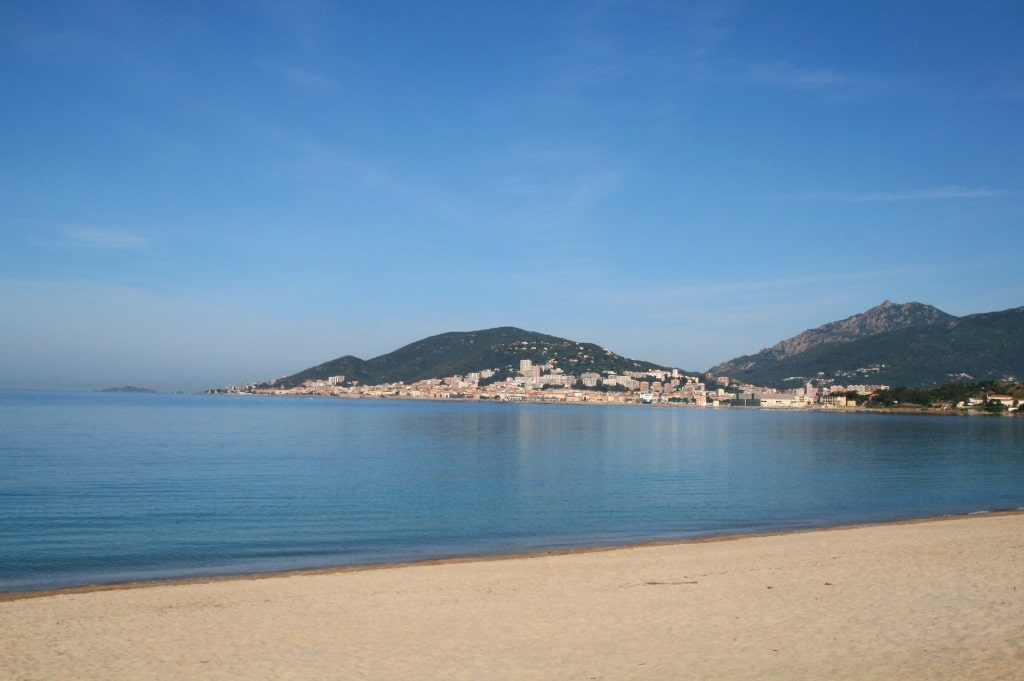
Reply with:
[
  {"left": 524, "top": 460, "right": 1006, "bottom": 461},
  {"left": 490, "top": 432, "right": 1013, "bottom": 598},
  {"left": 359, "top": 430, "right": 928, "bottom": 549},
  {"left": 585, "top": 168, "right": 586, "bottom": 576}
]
[{"left": 1, "top": 390, "right": 1022, "bottom": 593}]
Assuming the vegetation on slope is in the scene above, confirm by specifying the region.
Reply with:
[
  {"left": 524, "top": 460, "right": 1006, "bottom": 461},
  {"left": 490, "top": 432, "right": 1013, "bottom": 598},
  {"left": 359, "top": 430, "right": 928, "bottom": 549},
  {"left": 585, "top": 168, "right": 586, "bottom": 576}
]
[
  {"left": 718, "top": 306, "right": 1024, "bottom": 389},
  {"left": 710, "top": 301, "right": 953, "bottom": 377},
  {"left": 861, "top": 381, "right": 1024, "bottom": 411},
  {"left": 267, "top": 327, "right": 672, "bottom": 389}
]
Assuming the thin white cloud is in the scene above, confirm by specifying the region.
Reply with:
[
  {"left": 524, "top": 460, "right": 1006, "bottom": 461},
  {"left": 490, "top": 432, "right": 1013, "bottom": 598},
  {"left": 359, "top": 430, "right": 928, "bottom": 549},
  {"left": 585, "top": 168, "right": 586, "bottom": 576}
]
[
  {"left": 55, "top": 225, "right": 150, "bottom": 250},
  {"left": 744, "top": 61, "right": 849, "bottom": 89},
  {"left": 843, "top": 186, "right": 1008, "bottom": 202},
  {"left": 727, "top": 59, "right": 893, "bottom": 101},
  {"left": 250, "top": 0, "right": 338, "bottom": 51},
  {"left": 995, "top": 86, "right": 1024, "bottom": 101},
  {"left": 588, "top": 269, "right": 887, "bottom": 311},
  {"left": 512, "top": 257, "right": 987, "bottom": 328},
  {"left": 485, "top": 146, "right": 622, "bottom": 214},
  {"left": 761, "top": 186, "right": 1008, "bottom": 203},
  {"left": 255, "top": 59, "right": 335, "bottom": 90},
  {"left": 2, "top": 25, "right": 101, "bottom": 58}
]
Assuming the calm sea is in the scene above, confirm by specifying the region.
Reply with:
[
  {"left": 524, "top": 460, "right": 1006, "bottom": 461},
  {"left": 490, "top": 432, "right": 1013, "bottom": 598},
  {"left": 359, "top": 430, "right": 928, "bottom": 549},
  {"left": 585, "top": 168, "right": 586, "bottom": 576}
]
[{"left": 1, "top": 390, "right": 1022, "bottom": 593}]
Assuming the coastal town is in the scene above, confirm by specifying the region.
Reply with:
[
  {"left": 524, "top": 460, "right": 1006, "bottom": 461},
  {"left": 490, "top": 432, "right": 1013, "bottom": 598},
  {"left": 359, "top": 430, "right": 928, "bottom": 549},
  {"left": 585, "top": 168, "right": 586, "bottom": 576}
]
[
  {"left": 219, "top": 358, "right": 901, "bottom": 410},
  {"left": 206, "top": 300, "right": 1024, "bottom": 413}
]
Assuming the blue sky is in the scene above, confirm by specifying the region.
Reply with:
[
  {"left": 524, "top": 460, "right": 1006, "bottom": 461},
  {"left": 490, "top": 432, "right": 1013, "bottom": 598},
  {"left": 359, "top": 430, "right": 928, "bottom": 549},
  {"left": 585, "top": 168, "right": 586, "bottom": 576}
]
[{"left": 2, "top": 1, "right": 1022, "bottom": 391}]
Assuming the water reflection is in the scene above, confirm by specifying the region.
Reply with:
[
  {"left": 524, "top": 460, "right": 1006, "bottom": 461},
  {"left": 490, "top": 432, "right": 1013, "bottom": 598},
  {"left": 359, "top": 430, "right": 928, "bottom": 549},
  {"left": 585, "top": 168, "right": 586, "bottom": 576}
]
[{"left": 2, "top": 393, "right": 1022, "bottom": 591}]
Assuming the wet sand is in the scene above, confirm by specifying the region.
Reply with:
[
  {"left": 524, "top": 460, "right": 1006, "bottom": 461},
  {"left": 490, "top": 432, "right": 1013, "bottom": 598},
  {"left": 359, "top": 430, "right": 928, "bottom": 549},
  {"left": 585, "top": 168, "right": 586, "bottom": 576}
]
[{"left": 3, "top": 512, "right": 1022, "bottom": 680}]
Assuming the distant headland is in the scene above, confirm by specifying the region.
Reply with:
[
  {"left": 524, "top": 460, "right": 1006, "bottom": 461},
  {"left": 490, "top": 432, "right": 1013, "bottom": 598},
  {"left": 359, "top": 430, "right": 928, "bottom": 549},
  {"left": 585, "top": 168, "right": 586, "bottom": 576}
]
[
  {"left": 209, "top": 302, "right": 1024, "bottom": 413},
  {"left": 95, "top": 386, "right": 157, "bottom": 394}
]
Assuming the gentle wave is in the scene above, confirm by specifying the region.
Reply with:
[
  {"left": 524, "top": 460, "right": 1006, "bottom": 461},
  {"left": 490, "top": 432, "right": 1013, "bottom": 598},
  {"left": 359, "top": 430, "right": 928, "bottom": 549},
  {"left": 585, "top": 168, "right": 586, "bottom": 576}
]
[{"left": 2, "top": 391, "right": 1023, "bottom": 592}]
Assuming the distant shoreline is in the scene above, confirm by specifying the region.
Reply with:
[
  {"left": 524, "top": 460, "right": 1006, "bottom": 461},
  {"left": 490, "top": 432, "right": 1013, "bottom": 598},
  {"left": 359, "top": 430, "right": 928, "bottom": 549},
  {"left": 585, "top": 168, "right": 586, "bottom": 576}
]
[{"left": 213, "top": 390, "right": 1020, "bottom": 417}]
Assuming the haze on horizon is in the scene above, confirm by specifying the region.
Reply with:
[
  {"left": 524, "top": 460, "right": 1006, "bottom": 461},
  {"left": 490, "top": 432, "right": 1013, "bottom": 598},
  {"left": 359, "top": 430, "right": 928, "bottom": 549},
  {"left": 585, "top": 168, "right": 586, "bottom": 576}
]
[{"left": 2, "top": 1, "right": 1022, "bottom": 393}]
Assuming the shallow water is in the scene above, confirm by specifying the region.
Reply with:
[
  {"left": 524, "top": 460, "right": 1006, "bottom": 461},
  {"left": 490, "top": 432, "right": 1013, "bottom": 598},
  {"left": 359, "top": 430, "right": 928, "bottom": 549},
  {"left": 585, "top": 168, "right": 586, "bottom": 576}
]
[{"left": 2, "top": 390, "right": 1022, "bottom": 592}]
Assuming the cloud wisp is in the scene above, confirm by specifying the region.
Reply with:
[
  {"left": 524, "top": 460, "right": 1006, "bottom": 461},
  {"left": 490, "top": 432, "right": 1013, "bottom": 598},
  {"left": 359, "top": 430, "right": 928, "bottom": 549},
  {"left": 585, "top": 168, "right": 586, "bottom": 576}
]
[
  {"left": 735, "top": 60, "right": 890, "bottom": 98},
  {"left": 43, "top": 225, "right": 151, "bottom": 251},
  {"left": 255, "top": 59, "right": 336, "bottom": 91},
  {"left": 761, "top": 186, "right": 1009, "bottom": 203}
]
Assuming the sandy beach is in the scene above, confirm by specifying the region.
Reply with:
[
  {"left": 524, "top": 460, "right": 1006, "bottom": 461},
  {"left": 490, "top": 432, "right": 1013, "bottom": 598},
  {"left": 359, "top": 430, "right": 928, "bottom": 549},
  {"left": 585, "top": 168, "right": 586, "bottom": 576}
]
[{"left": 3, "top": 513, "right": 1022, "bottom": 680}]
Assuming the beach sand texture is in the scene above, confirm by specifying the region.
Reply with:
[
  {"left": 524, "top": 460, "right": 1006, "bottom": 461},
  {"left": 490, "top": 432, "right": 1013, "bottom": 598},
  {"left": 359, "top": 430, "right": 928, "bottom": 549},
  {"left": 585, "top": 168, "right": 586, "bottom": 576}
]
[{"left": 2, "top": 513, "right": 1022, "bottom": 680}]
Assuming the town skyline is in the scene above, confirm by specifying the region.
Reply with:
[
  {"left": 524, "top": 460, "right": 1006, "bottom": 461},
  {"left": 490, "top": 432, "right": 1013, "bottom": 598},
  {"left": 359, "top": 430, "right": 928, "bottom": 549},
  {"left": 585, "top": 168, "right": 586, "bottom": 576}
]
[{"left": 216, "top": 355, "right": 892, "bottom": 411}]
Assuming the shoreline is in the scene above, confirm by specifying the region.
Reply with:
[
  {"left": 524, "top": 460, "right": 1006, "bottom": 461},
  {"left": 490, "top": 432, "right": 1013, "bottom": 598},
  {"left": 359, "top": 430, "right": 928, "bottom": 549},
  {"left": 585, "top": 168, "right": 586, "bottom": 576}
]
[
  {"left": 5, "top": 508, "right": 1021, "bottom": 602},
  {"left": 4, "top": 510, "right": 1022, "bottom": 680},
  {"left": 221, "top": 390, "right": 1014, "bottom": 415}
]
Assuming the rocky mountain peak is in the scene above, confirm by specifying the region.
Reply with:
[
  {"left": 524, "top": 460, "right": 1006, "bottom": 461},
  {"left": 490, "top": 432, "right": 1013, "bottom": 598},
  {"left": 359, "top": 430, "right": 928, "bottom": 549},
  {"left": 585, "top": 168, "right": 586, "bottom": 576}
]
[{"left": 710, "top": 301, "right": 954, "bottom": 376}]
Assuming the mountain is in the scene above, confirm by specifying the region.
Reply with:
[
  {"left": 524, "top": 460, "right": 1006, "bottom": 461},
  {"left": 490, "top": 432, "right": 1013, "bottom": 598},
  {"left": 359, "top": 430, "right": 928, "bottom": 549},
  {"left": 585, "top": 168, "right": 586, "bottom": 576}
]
[
  {"left": 710, "top": 301, "right": 953, "bottom": 378},
  {"left": 267, "top": 327, "right": 673, "bottom": 388},
  {"left": 711, "top": 303, "right": 1024, "bottom": 388}
]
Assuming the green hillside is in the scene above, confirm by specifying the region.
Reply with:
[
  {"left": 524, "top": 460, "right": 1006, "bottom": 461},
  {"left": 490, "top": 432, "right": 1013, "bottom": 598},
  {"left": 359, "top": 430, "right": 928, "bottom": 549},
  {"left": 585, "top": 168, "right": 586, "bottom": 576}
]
[
  {"left": 709, "top": 301, "right": 954, "bottom": 377},
  {"left": 722, "top": 306, "right": 1024, "bottom": 388},
  {"left": 268, "top": 327, "right": 673, "bottom": 388},
  {"left": 252, "top": 304, "right": 1023, "bottom": 392}
]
